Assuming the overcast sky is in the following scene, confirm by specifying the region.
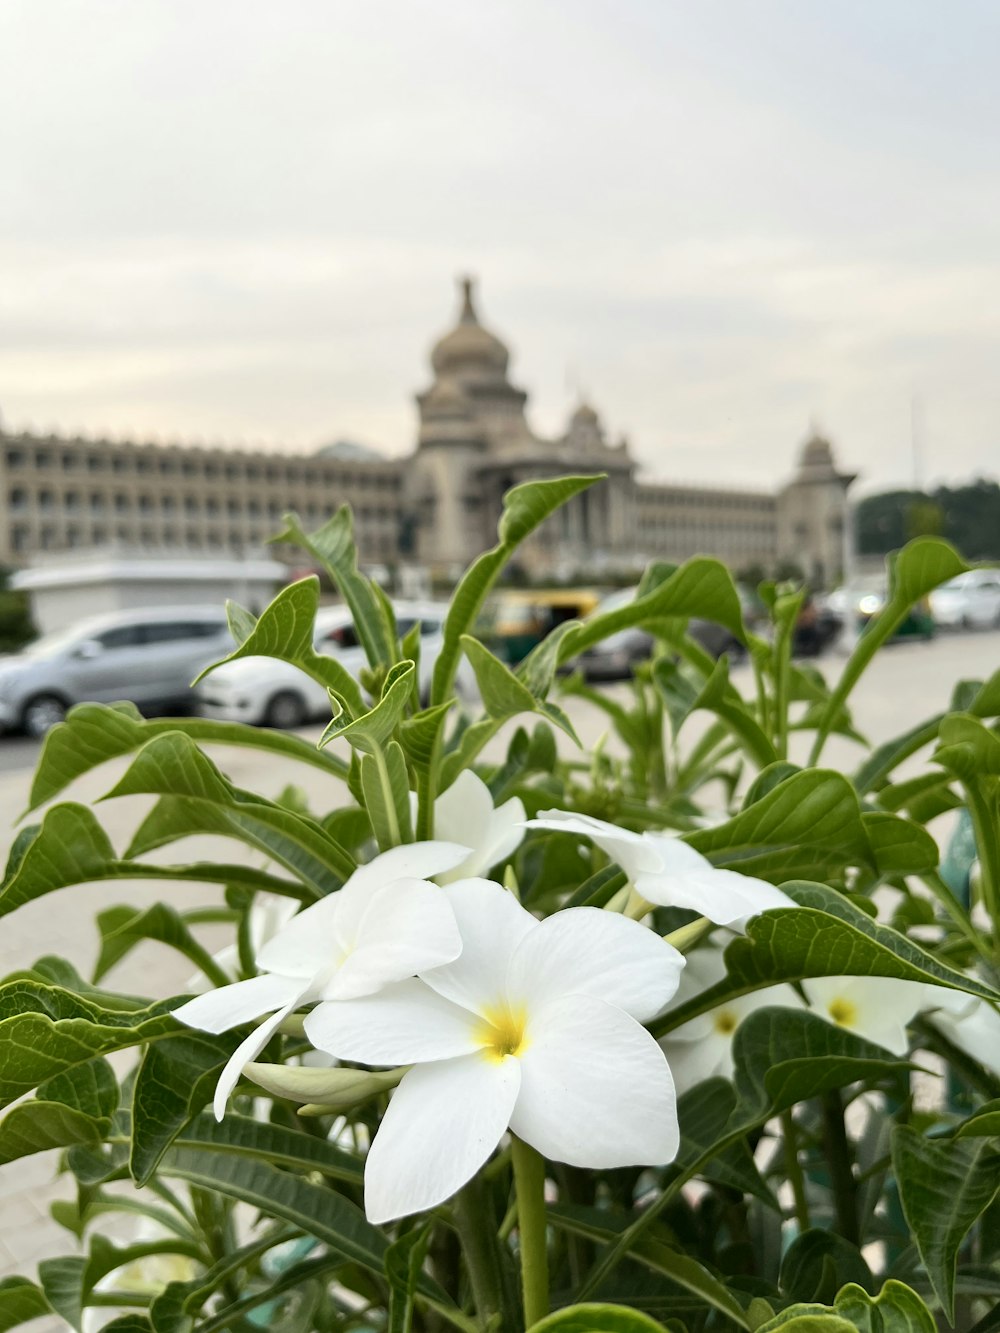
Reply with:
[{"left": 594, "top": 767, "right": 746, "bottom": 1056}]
[{"left": 2, "top": 0, "right": 999, "bottom": 493}]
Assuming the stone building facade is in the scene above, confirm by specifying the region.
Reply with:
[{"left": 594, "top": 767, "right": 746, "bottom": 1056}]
[{"left": 0, "top": 278, "right": 855, "bottom": 586}]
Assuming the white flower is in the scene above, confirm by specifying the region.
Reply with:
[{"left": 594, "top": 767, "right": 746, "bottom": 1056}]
[
  {"left": 660, "top": 949, "right": 804, "bottom": 1093},
  {"left": 417, "top": 770, "right": 526, "bottom": 883},
  {"left": 202, "top": 891, "right": 300, "bottom": 985},
  {"left": 526, "top": 810, "right": 793, "bottom": 928},
  {"left": 304, "top": 879, "right": 684, "bottom": 1223},
  {"left": 923, "top": 983, "right": 1000, "bottom": 1075},
  {"left": 802, "top": 976, "right": 926, "bottom": 1055},
  {"left": 173, "top": 840, "right": 471, "bottom": 1118}
]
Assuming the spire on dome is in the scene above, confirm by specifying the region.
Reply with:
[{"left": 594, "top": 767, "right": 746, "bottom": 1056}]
[{"left": 459, "top": 275, "right": 479, "bottom": 324}]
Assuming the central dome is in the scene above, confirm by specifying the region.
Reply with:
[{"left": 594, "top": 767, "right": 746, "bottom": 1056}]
[{"left": 431, "top": 277, "right": 510, "bottom": 382}]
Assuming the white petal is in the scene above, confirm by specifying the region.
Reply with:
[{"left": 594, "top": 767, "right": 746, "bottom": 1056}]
[
  {"left": 172, "top": 973, "right": 305, "bottom": 1034},
  {"left": 364, "top": 1054, "right": 521, "bottom": 1223},
  {"left": 929, "top": 995, "right": 1000, "bottom": 1074},
  {"left": 257, "top": 842, "right": 472, "bottom": 977},
  {"left": 636, "top": 836, "right": 794, "bottom": 927},
  {"left": 506, "top": 907, "right": 684, "bottom": 1024},
  {"left": 348, "top": 840, "right": 474, "bottom": 895},
  {"left": 325, "top": 878, "right": 462, "bottom": 1000},
  {"left": 438, "top": 783, "right": 527, "bottom": 884},
  {"left": 212, "top": 994, "right": 306, "bottom": 1119},
  {"left": 662, "top": 1034, "right": 732, "bottom": 1092},
  {"left": 420, "top": 878, "right": 537, "bottom": 1014},
  {"left": 433, "top": 770, "right": 494, "bottom": 849},
  {"left": 803, "top": 976, "right": 925, "bottom": 1055},
  {"left": 511, "top": 994, "right": 678, "bottom": 1167},
  {"left": 526, "top": 810, "right": 660, "bottom": 882},
  {"left": 304, "top": 979, "right": 481, "bottom": 1064},
  {"left": 255, "top": 893, "right": 345, "bottom": 978}
]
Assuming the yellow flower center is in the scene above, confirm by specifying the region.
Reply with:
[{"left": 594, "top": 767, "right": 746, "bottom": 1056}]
[
  {"left": 713, "top": 1009, "right": 738, "bottom": 1036},
  {"left": 828, "top": 997, "right": 858, "bottom": 1027},
  {"left": 475, "top": 1004, "right": 529, "bottom": 1062}
]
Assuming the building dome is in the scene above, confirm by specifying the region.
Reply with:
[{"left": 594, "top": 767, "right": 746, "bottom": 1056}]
[
  {"left": 431, "top": 277, "right": 510, "bottom": 382},
  {"left": 570, "top": 400, "right": 600, "bottom": 428},
  {"left": 800, "top": 430, "right": 834, "bottom": 468},
  {"left": 420, "top": 377, "right": 472, "bottom": 420}
]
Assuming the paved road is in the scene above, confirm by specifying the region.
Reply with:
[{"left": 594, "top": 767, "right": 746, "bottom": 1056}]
[{"left": 0, "top": 627, "right": 997, "bottom": 1297}]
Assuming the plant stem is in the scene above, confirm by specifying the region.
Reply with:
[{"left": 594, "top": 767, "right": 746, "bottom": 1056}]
[
  {"left": 511, "top": 1135, "right": 549, "bottom": 1328},
  {"left": 452, "top": 1176, "right": 504, "bottom": 1329},
  {"left": 780, "top": 1110, "right": 810, "bottom": 1233},
  {"left": 821, "top": 1089, "right": 858, "bottom": 1246}
]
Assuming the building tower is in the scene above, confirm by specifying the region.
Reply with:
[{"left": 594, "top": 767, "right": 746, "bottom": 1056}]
[{"left": 776, "top": 429, "right": 857, "bottom": 586}]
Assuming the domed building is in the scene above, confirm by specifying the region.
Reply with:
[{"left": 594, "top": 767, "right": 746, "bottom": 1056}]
[{"left": 0, "top": 277, "right": 855, "bottom": 587}]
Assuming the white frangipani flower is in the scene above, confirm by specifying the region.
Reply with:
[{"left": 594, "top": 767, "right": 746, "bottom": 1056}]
[
  {"left": 802, "top": 976, "right": 926, "bottom": 1055},
  {"left": 527, "top": 810, "right": 793, "bottom": 928},
  {"left": 660, "top": 949, "right": 804, "bottom": 1093},
  {"left": 174, "top": 840, "right": 471, "bottom": 1118},
  {"left": 923, "top": 983, "right": 1000, "bottom": 1075},
  {"left": 305, "top": 878, "right": 684, "bottom": 1223},
  {"left": 416, "top": 770, "right": 526, "bottom": 883},
  {"left": 205, "top": 891, "right": 300, "bottom": 985}
]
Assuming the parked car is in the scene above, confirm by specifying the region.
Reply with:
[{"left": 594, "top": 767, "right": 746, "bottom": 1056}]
[
  {"left": 486, "top": 589, "right": 602, "bottom": 666},
  {"left": 195, "top": 600, "right": 470, "bottom": 728},
  {"left": 0, "top": 605, "right": 232, "bottom": 738},
  {"left": 576, "top": 587, "right": 746, "bottom": 681},
  {"left": 832, "top": 577, "right": 935, "bottom": 641},
  {"left": 793, "top": 596, "right": 843, "bottom": 656},
  {"left": 929, "top": 569, "right": 1000, "bottom": 630}
]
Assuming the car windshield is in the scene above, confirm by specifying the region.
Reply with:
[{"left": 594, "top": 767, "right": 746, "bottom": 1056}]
[{"left": 18, "top": 623, "right": 103, "bottom": 658}]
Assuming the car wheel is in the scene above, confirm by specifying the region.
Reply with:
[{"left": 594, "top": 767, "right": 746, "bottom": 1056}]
[
  {"left": 22, "top": 694, "right": 68, "bottom": 738},
  {"left": 264, "top": 690, "right": 308, "bottom": 730}
]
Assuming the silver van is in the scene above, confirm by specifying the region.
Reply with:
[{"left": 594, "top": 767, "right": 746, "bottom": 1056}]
[{"left": 0, "top": 606, "right": 232, "bottom": 737}]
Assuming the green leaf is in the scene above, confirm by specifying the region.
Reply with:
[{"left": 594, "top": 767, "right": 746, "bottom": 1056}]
[
  {"left": 684, "top": 769, "right": 873, "bottom": 883},
  {"left": 357, "top": 740, "right": 412, "bottom": 851},
  {"left": 386, "top": 1225, "right": 432, "bottom": 1333},
  {"left": 157, "top": 1143, "right": 458, "bottom": 1324},
  {"left": 548, "top": 1205, "right": 749, "bottom": 1326},
  {"left": 780, "top": 1231, "right": 873, "bottom": 1304},
  {"left": 106, "top": 732, "right": 354, "bottom": 886},
  {"left": 129, "top": 1029, "right": 236, "bottom": 1185},
  {"left": 38, "top": 1256, "right": 87, "bottom": 1332},
  {"left": 955, "top": 1098, "right": 1000, "bottom": 1138},
  {"left": 527, "top": 1305, "right": 670, "bottom": 1333},
  {"left": 934, "top": 713, "right": 1000, "bottom": 780},
  {"left": 653, "top": 655, "right": 776, "bottom": 769},
  {"left": 558, "top": 556, "right": 747, "bottom": 661},
  {"left": 271, "top": 508, "right": 397, "bottom": 669},
  {"left": 833, "top": 1281, "right": 936, "bottom": 1333},
  {"left": 319, "top": 659, "right": 416, "bottom": 755},
  {"left": 431, "top": 473, "right": 604, "bottom": 705},
  {"left": 461, "top": 636, "right": 579, "bottom": 743},
  {"left": 201, "top": 576, "right": 366, "bottom": 717},
  {"left": 93, "top": 902, "right": 228, "bottom": 987},
  {"left": 652, "top": 881, "right": 998, "bottom": 1037},
  {"left": 174, "top": 1112, "right": 364, "bottom": 1185},
  {"left": 25, "top": 700, "right": 348, "bottom": 814},
  {"left": 860, "top": 812, "right": 939, "bottom": 878},
  {"left": 0, "top": 1277, "right": 53, "bottom": 1332},
  {"left": 0, "top": 1100, "right": 107, "bottom": 1166},
  {"left": 891, "top": 1125, "right": 1000, "bottom": 1319},
  {"left": 0, "top": 980, "right": 178, "bottom": 1108},
  {"left": 0, "top": 806, "right": 309, "bottom": 922},
  {"left": 810, "top": 538, "right": 969, "bottom": 764}
]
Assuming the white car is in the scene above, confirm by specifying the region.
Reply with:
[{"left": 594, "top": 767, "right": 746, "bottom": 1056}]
[
  {"left": 195, "top": 600, "right": 471, "bottom": 729},
  {"left": 929, "top": 570, "right": 1000, "bottom": 630}
]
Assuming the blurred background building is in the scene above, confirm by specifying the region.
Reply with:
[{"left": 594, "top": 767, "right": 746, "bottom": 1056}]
[{"left": 0, "top": 279, "right": 855, "bottom": 587}]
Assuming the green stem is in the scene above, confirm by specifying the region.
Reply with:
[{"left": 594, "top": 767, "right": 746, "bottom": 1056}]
[
  {"left": 373, "top": 745, "right": 403, "bottom": 847},
  {"left": 452, "top": 1176, "right": 504, "bottom": 1329},
  {"left": 821, "top": 1089, "right": 858, "bottom": 1246},
  {"left": 780, "top": 1110, "right": 810, "bottom": 1233},
  {"left": 511, "top": 1136, "right": 549, "bottom": 1327},
  {"left": 964, "top": 783, "right": 1000, "bottom": 940}
]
